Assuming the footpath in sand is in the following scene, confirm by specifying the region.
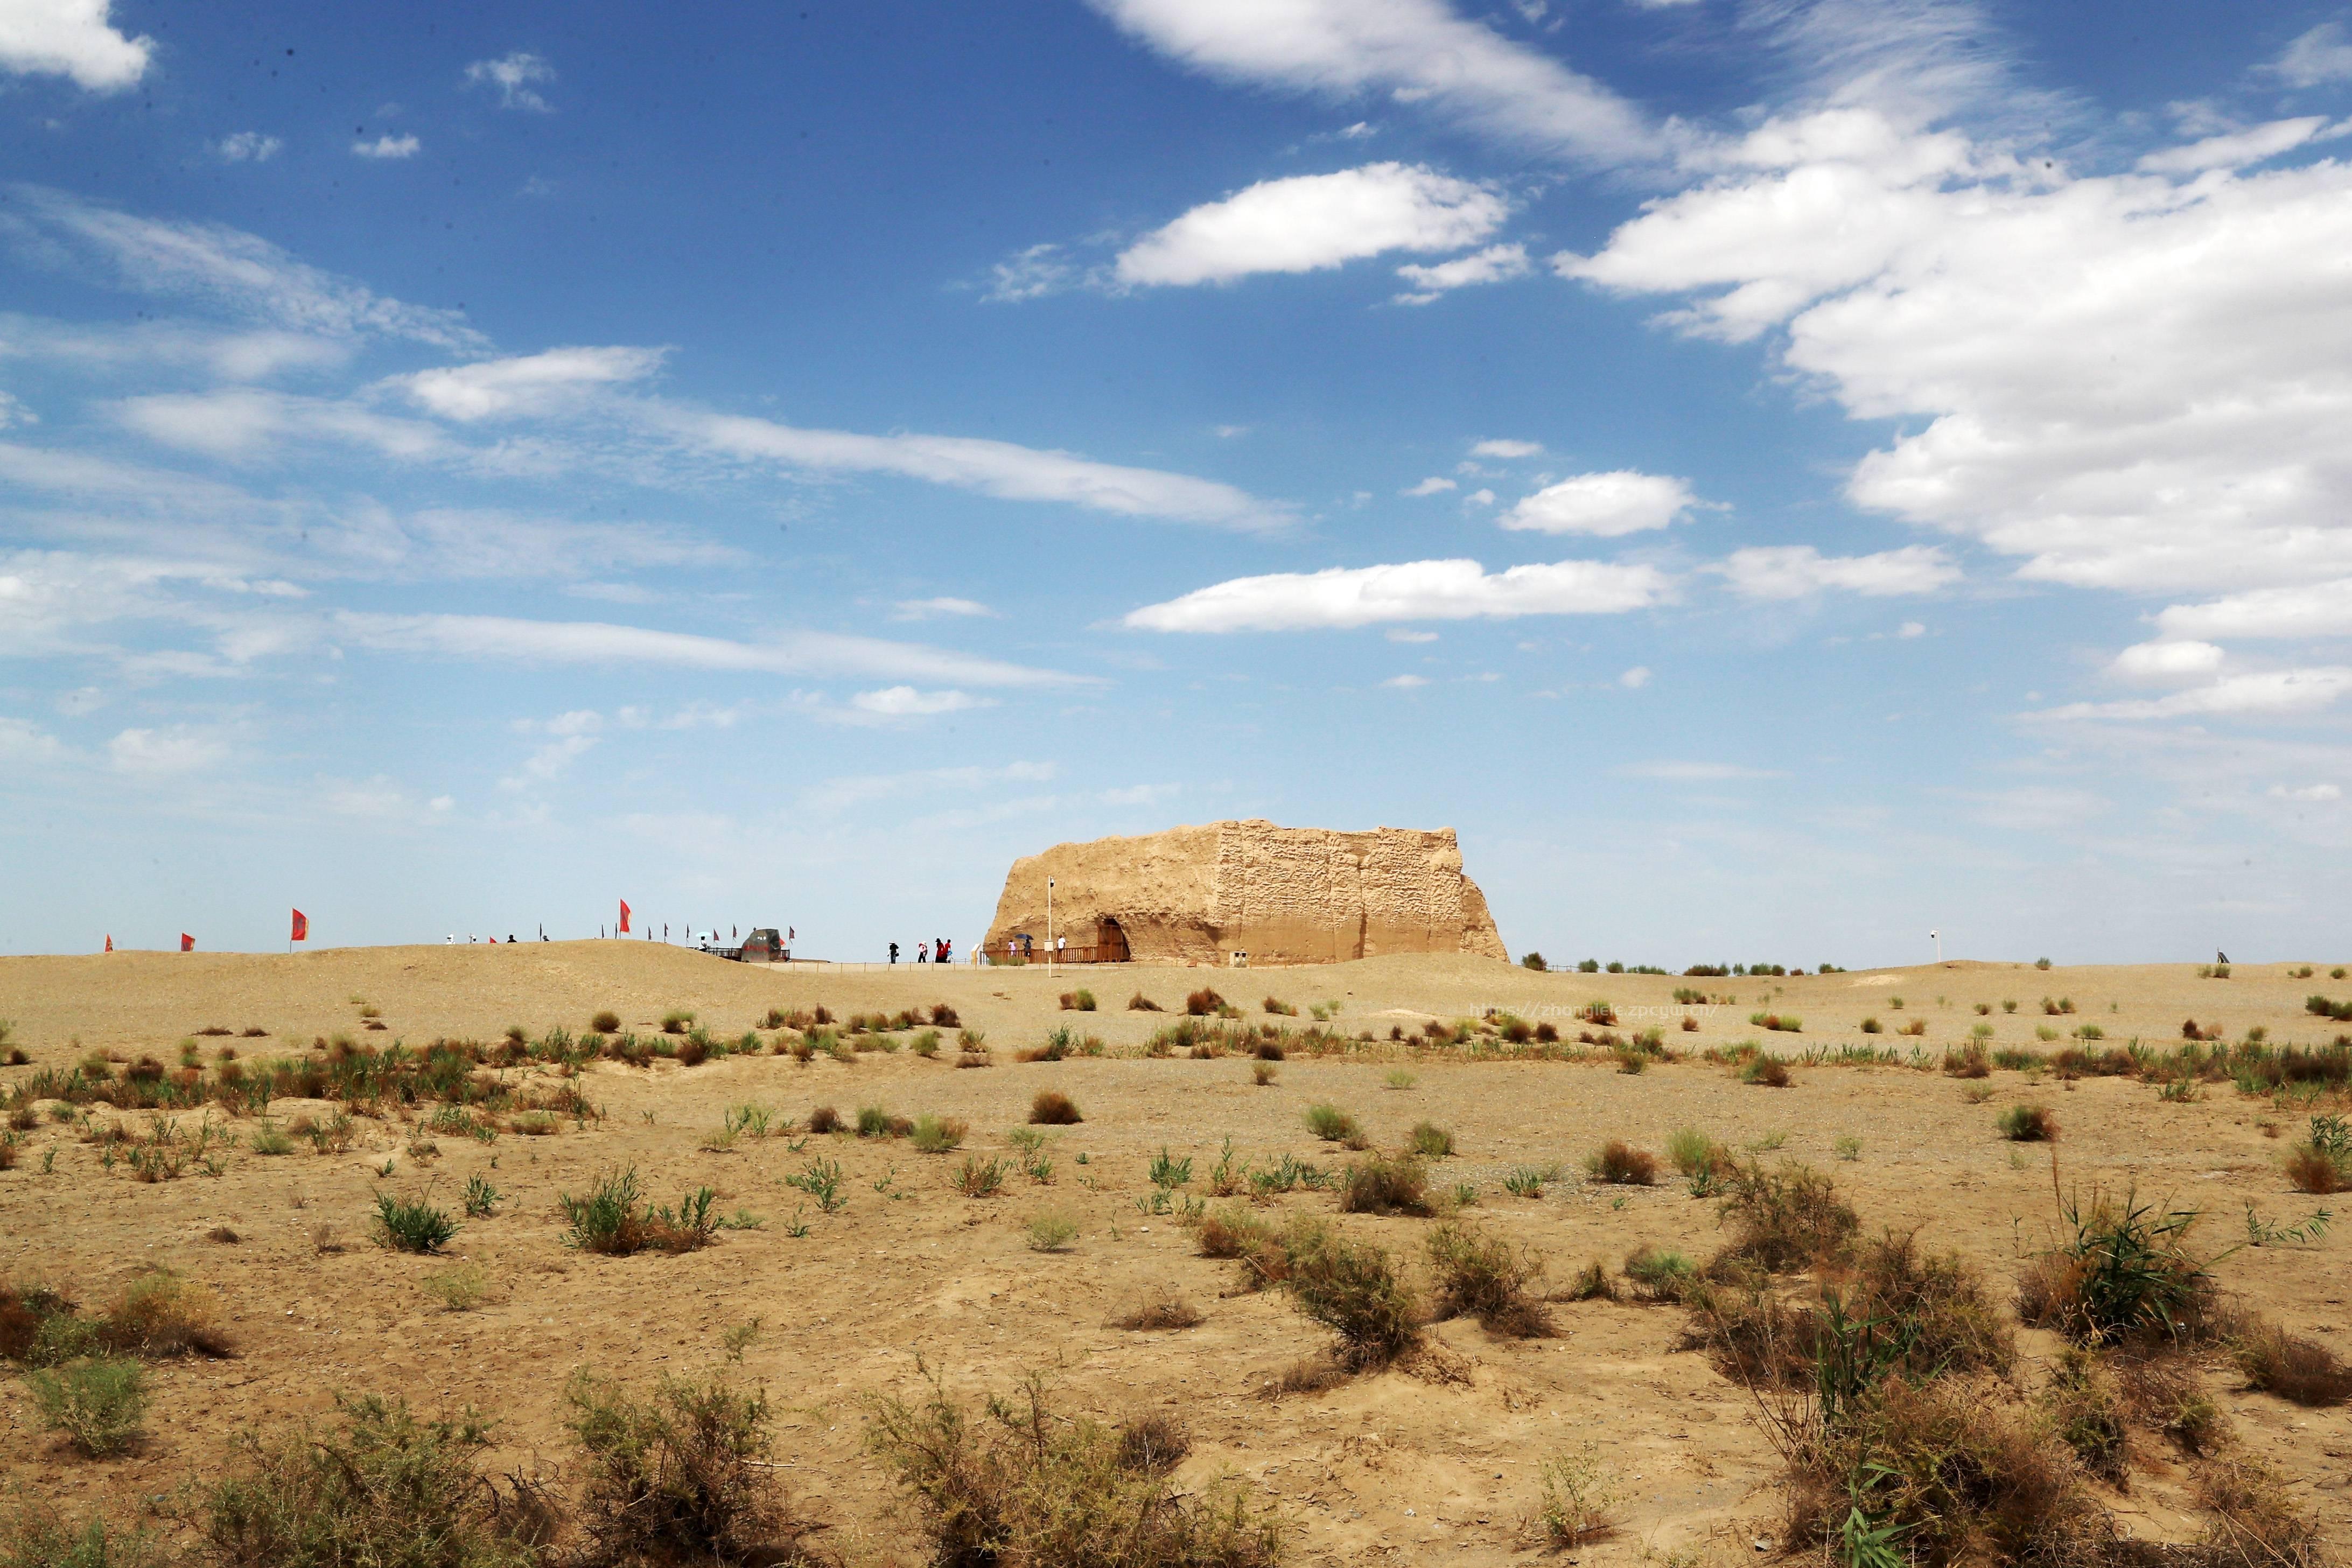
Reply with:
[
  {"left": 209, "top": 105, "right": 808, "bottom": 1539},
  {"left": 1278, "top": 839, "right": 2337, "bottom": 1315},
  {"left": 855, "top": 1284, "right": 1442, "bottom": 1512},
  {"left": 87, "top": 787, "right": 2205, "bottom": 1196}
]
[{"left": 2, "top": 943, "right": 2348, "bottom": 1563}]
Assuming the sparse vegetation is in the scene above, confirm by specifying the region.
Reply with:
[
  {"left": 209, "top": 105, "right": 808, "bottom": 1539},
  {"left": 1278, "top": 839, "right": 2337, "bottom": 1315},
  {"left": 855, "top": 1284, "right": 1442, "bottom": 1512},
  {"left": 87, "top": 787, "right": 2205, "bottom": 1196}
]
[
  {"left": 1279, "top": 1220, "right": 1420, "bottom": 1369},
  {"left": 1108, "top": 1286, "right": 1205, "bottom": 1331},
  {"left": 1025, "top": 1212, "right": 1079, "bottom": 1252},
  {"left": 561, "top": 1167, "right": 720, "bottom": 1255},
  {"left": 911, "top": 1114, "right": 968, "bottom": 1153},
  {"left": 1535, "top": 1442, "right": 1619, "bottom": 1546},
  {"left": 568, "top": 1370, "right": 823, "bottom": 1567},
  {"left": 1999, "top": 1104, "right": 2057, "bottom": 1142},
  {"left": 866, "top": 1374, "right": 1281, "bottom": 1567},
  {"left": 1406, "top": 1121, "right": 1454, "bottom": 1158},
  {"left": 1126, "top": 992, "right": 1162, "bottom": 1012},
  {"left": 29, "top": 1355, "right": 148, "bottom": 1457},
  {"left": 372, "top": 1192, "right": 460, "bottom": 1253},
  {"left": 1425, "top": 1220, "right": 1551, "bottom": 1336},
  {"left": 1585, "top": 1139, "right": 1656, "bottom": 1185},
  {"left": 1301, "top": 1104, "right": 1361, "bottom": 1145},
  {"left": 1336, "top": 1154, "right": 1429, "bottom": 1216}
]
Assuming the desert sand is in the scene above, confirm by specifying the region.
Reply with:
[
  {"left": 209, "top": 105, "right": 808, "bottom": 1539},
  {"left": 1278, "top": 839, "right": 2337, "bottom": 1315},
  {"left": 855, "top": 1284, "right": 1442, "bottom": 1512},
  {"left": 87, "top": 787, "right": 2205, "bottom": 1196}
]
[{"left": 2, "top": 943, "right": 2348, "bottom": 1563}]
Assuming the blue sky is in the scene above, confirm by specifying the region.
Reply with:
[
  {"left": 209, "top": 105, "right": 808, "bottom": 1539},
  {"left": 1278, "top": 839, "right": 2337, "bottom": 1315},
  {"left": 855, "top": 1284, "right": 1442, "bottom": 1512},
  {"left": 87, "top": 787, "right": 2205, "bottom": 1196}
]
[{"left": 4, "top": 0, "right": 2351, "bottom": 965}]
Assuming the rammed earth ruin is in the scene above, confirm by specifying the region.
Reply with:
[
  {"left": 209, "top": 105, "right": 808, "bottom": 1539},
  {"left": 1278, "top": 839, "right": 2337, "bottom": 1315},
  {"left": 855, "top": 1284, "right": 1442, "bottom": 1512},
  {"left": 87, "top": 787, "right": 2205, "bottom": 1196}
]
[{"left": 981, "top": 819, "right": 1507, "bottom": 967}]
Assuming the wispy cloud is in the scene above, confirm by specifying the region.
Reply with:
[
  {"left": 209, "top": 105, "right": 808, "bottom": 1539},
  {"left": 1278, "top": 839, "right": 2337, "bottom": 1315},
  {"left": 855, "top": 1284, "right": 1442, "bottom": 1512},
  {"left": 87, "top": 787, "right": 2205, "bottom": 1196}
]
[
  {"left": 1711, "top": 545, "right": 1957, "bottom": 599},
  {"left": 1114, "top": 164, "right": 1509, "bottom": 288},
  {"left": 352, "top": 134, "right": 422, "bottom": 160},
  {"left": 464, "top": 52, "right": 556, "bottom": 111}
]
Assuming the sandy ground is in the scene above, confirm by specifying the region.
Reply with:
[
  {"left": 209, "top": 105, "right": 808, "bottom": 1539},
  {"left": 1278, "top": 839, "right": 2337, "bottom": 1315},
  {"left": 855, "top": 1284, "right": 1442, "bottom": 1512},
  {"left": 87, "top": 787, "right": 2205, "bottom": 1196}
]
[{"left": 2, "top": 943, "right": 2349, "bottom": 1564}]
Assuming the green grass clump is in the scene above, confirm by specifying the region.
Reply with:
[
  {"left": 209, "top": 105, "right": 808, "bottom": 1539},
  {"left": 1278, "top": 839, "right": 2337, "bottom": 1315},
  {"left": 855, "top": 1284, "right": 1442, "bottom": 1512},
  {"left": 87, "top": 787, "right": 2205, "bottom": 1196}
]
[
  {"left": 1621, "top": 1245, "right": 1696, "bottom": 1302},
  {"left": 0, "top": 1504, "right": 161, "bottom": 1568},
  {"left": 911, "top": 1115, "right": 968, "bottom": 1153},
  {"left": 560, "top": 1167, "right": 719, "bottom": 1255},
  {"left": 1026, "top": 1212, "right": 1080, "bottom": 1252},
  {"left": 372, "top": 1193, "right": 460, "bottom": 1254},
  {"left": 1999, "top": 1104, "right": 2057, "bottom": 1142},
  {"left": 1406, "top": 1121, "right": 1454, "bottom": 1158},
  {"left": 29, "top": 1356, "right": 148, "bottom": 1456},
  {"left": 1302, "top": 1104, "right": 1362, "bottom": 1145}
]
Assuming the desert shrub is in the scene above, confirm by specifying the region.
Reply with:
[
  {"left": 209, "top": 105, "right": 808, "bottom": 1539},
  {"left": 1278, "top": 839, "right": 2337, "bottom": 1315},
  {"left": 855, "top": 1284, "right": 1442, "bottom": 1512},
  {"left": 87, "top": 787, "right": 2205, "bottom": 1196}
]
[
  {"left": 1025, "top": 1213, "right": 1079, "bottom": 1252},
  {"left": 561, "top": 1168, "right": 718, "bottom": 1256},
  {"left": 2285, "top": 1114, "right": 2351, "bottom": 1194},
  {"left": 956, "top": 1157, "right": 1010, "bottom": 1198},
  {"left": 1622, "top": 1246, "right": 1696, "bottom": 1303},
  {"left": 1028, "top": 1090, "right": 1082, "bottom": 1125},
  {"left": 1126, "top": 992, "right": 1161, "bottom": 1012},
  {"left": 1999, "top": 1104, "right": 2057, "bottom": 1142},
  {"left": 1739, "top": 1055, "right": 1791, "bottom": 1088},
  {"left": 0, "top": 1503, "right": 161, "bottom": 1568},
  {"left": 1713, "top": 1162, "right": 1859, "bottom": 1275},
  {"left": 1585, "top": 1140, "right": 1656, "bottom": 1186},
  {"left": 2192, "top": 1456, "right": 2323, "bottom": 1563},
  {"left": 1336, "top": 1155, "right": 1429, "bottom": 1216},
  {"left": 568, "top": 1370, "right": 824, "bottom": 1567},
  {"left": 660, "top": 1010, "right": 693, "bottom": 1035},
  {"left": 1183, "top": 988, "right": 1225, "bottom": 1017},
  {"left": 373, "top": 1192, "right": 460, "bottom": 1254},
  {"left": 856, "top": 1104, "right": 907, "bottom": 1138},
  {"left": 1425, "top": 1221, "right": 1551, "bottom": 1336},
  {"left": 199, "top": 1394, "right": 550, "bottom": 1568},
  {"left": 2018, "top": 1187, "right": 2217, "bottom": 1346},
  {"left": 101, "top": 1272, "right": 234, "bottom": 1359},
  {"left": 1280, "top": 1222, "right": 1419, "bottom": 1369},
  {"left": 1058, "top": 990, "right": 1097, "bottom": 1012},
  {"left": 1107, "top": 1287, "right": 1203, "bottom": 1331},
  {"left": 865, "top": 1374, "right": 1281, "bottom": 1568},
  {"left": 1406, "top": 1121, "right": 1454, "bottom": 1158},
  {"left": 29, "top": 1356, "right": 148, "bottom": 1457},
  {"left": 1536, "top": 1443, "right": 1619, "bottom": 1546},
  {"left": 807, "top": 1105, "right": 843, "bottom": 1135},
  {"left": 1783, "top": 1373, "right": 2105, "bottom": 1565},
  {"left": 1664, "top": 1126, "right": 1734, "bottom": 1194},
  {"left": 1560, "top": 1260, "right": 1617, "bottom": 1301},
  {"left": 2231, "top": 1318, "right": 2352, "bottom": 1406},
  {"left": 1250, "top": 1060, "right": 1277, "bottom": 1087},
  {"left": 1260, "top": 996, "right": 1294, "bottom": 1017},
  {"left": 422, "top": 1264, "right": 491, "bottom": 1313},
  {"left": 911, "top": 1115, "right": 968, "bottom": 1154},
  {"left": 1301, "top": 1104, "right": 1360, "bottom": 1144},
  {"left": 1942, "top": 1043, "right": 1991, "bottom": 1079}
]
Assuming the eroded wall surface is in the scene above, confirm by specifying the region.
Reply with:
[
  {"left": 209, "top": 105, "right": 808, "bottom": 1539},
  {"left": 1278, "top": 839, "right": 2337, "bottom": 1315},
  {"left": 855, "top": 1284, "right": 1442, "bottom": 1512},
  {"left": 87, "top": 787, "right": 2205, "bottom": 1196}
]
[{"left": 981, "top": 819, "right": 1507, "bottom": 966}]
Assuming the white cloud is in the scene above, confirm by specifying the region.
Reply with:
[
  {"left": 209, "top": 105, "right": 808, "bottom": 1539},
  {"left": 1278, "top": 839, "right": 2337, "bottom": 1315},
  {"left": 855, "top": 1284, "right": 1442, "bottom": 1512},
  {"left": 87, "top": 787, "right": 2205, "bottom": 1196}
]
[
  {"left": 850, "top": 686, "right": 985, "bottom": 717},
  {"left": 0, "top": 715, "right": 67, "bottom": 764},
  {"left": 393, "top": 346, "right": 667, "bottom": 420},
  {"left": 1618, "top": 665, "right": 1651, "bottom": 688},
  {"left": 800, "top": 760, "right": 1056, "bottom": 815},
  {"left": 0, "top": 390, "right": 32, "bottom": 428},
  {"left": 1082, "top": 0, "right": 1661, "bottom": 166},
  {"left": 113, "top": 388, "right": 454, "bottom": 464},
  {"left": 645, "top": 403, "right": 1291, "bottom": 531},
  {"left": 2111, "top": 640, "right": 2225, "bottom": 681},
  {"left": 214, "top": 132, "right": 282, "bottom": 164},
  {"left": 352, "top": 134, "right": 422, "bottom": 160},
  {"left": 2136, "top": 117, "right": 2333, "bottom": 176},
  {"left": 1557, "top": 107, "right": 2352, "bottom": 596},
  {"left": 891, "top": 597, "right": 995, "bottom": 621},
  {"left": 1123, "top": 556, "right": 1671, "bottom": 632},
  {"left": 1393, "top": 242, "right": 1531, "bottom": 303},
  {"left": 1712, "top": 544, "right": 1959, "bottom": 600},
  {"left": 1465, "top": 487, "right": 1496, "bottom": 506},
  {"left": 1114, "top": 163, "right": 1508, "bottom": 287},
  {"left": 500, "top": 732, "right": 597, "bottom": 790},
  {"left": 0, "top": 314, "right": 354, "bottom": 381},
  {"left": 984, "top": 243, "right": 1078, "bottom": 302},
  {"left": 1385, "top": 628, "right": 1438, "bottom": 642},
  {"left": 464, "top": 52, "right": 555, "bottom": 111},
  {"left": 0, "top": 0, "right": 149, "bottom": 90},
  {"left": 1469, "top": 438, "right": 1543, "bottom": 459},
  {"left": 1402, "top": 475, "right": 1455, "bottom": 496},
  {"left": 1897, "top": 620, "right": 1925, "bottom": 638},
  {"left": 108, "top": 725, "right": 226, "bottom": 774},
  {"left": 2034, "top": 667, "right": 2352, "bottom": 722},
  {"left": 1613, "top": 760, "right": 1786, "bottom": 780},
  {"left": 1501, "top": 470, "right": 1699, "bottom": 536},
  {"left": 1381, "top": 674, "right": 1430, "bottom": 688},
  {"left": 332, "top": 611, "right": 1086, "bottom": 689},
  {"left": 2269, "top": 782, "right": 2343, "bottom": 803},
  {"left": 4, "top": 186, "right": 483, "bottom": 351},
  {"left": 2157, "top": 580, "right": 2352, "bottom": 642},
  {"left": 2269, "top": 22, "right": 2352, "bottom": 88}
]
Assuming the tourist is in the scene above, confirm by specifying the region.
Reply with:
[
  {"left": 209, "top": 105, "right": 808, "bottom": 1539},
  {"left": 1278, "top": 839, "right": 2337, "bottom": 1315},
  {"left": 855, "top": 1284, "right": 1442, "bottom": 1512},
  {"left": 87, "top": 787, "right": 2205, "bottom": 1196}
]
[{"left": 889, "top": 941, "right": 899, "bottom": 964}]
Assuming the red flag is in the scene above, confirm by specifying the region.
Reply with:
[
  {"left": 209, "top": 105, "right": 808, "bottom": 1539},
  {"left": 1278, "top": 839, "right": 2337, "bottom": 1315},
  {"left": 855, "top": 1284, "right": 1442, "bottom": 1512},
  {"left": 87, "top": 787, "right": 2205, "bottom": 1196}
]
[
  {"left": 618, "top": 900, "right": 631, "bottom": 934},
  {"left": 180, "top": 933, "right": 194, "bottom": 952},
  {"left": 290, "top": 909, "right": 308, "bottom": 942},
  {"left": 104, "top": 935, "right": 113, "bottom": 952}
]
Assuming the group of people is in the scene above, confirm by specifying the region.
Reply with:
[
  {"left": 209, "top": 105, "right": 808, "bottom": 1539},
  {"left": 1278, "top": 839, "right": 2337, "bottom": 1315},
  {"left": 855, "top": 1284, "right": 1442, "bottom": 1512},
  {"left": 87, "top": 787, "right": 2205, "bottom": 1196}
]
[{"left": 887, "top": 939, "right": 953, "bottom": 964}]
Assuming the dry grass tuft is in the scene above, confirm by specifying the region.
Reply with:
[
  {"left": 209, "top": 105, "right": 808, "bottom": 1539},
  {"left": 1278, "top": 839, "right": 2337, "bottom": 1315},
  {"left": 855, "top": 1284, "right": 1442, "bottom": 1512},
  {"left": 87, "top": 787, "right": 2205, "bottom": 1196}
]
[
  {"left": 1585, "top": 1140, "right": 1656, "bottom": 1186},
  {"left": 866, "top": 1373, "right": 1282, "bottom": 1568},
  {"left": 1335, "top": 1155, "right": 1429, "bottom": 1216},
  {"left": 1184, "top": 988, "right": 1226, "bottom": 1018},
  {"left": 1279, "top": 1220, "right": 1420, "bottom": 1369},
  {"left": 1126, "top": 992, "right": 1162, "bottom": 1012},
  {"left": 1028, "top": 1090, "right": 1082, "bottom": 1125},
  {"left": 2232, "top": 1318, "right": 2352, "bottom": 1406},
  {"left": 1425, "top": 1221, "right": 1552, "bottom": 1337},
  {"left": 1107, "top": 1287, "right": 1205, "bottom": 1331}
]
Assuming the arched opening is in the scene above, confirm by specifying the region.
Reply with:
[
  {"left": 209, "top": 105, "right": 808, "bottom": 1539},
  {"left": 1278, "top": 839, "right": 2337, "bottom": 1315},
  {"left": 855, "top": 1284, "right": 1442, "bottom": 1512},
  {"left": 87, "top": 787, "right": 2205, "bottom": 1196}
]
[{"left": 1097, "top": 918, "right": 1130, "bottom": 964}]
